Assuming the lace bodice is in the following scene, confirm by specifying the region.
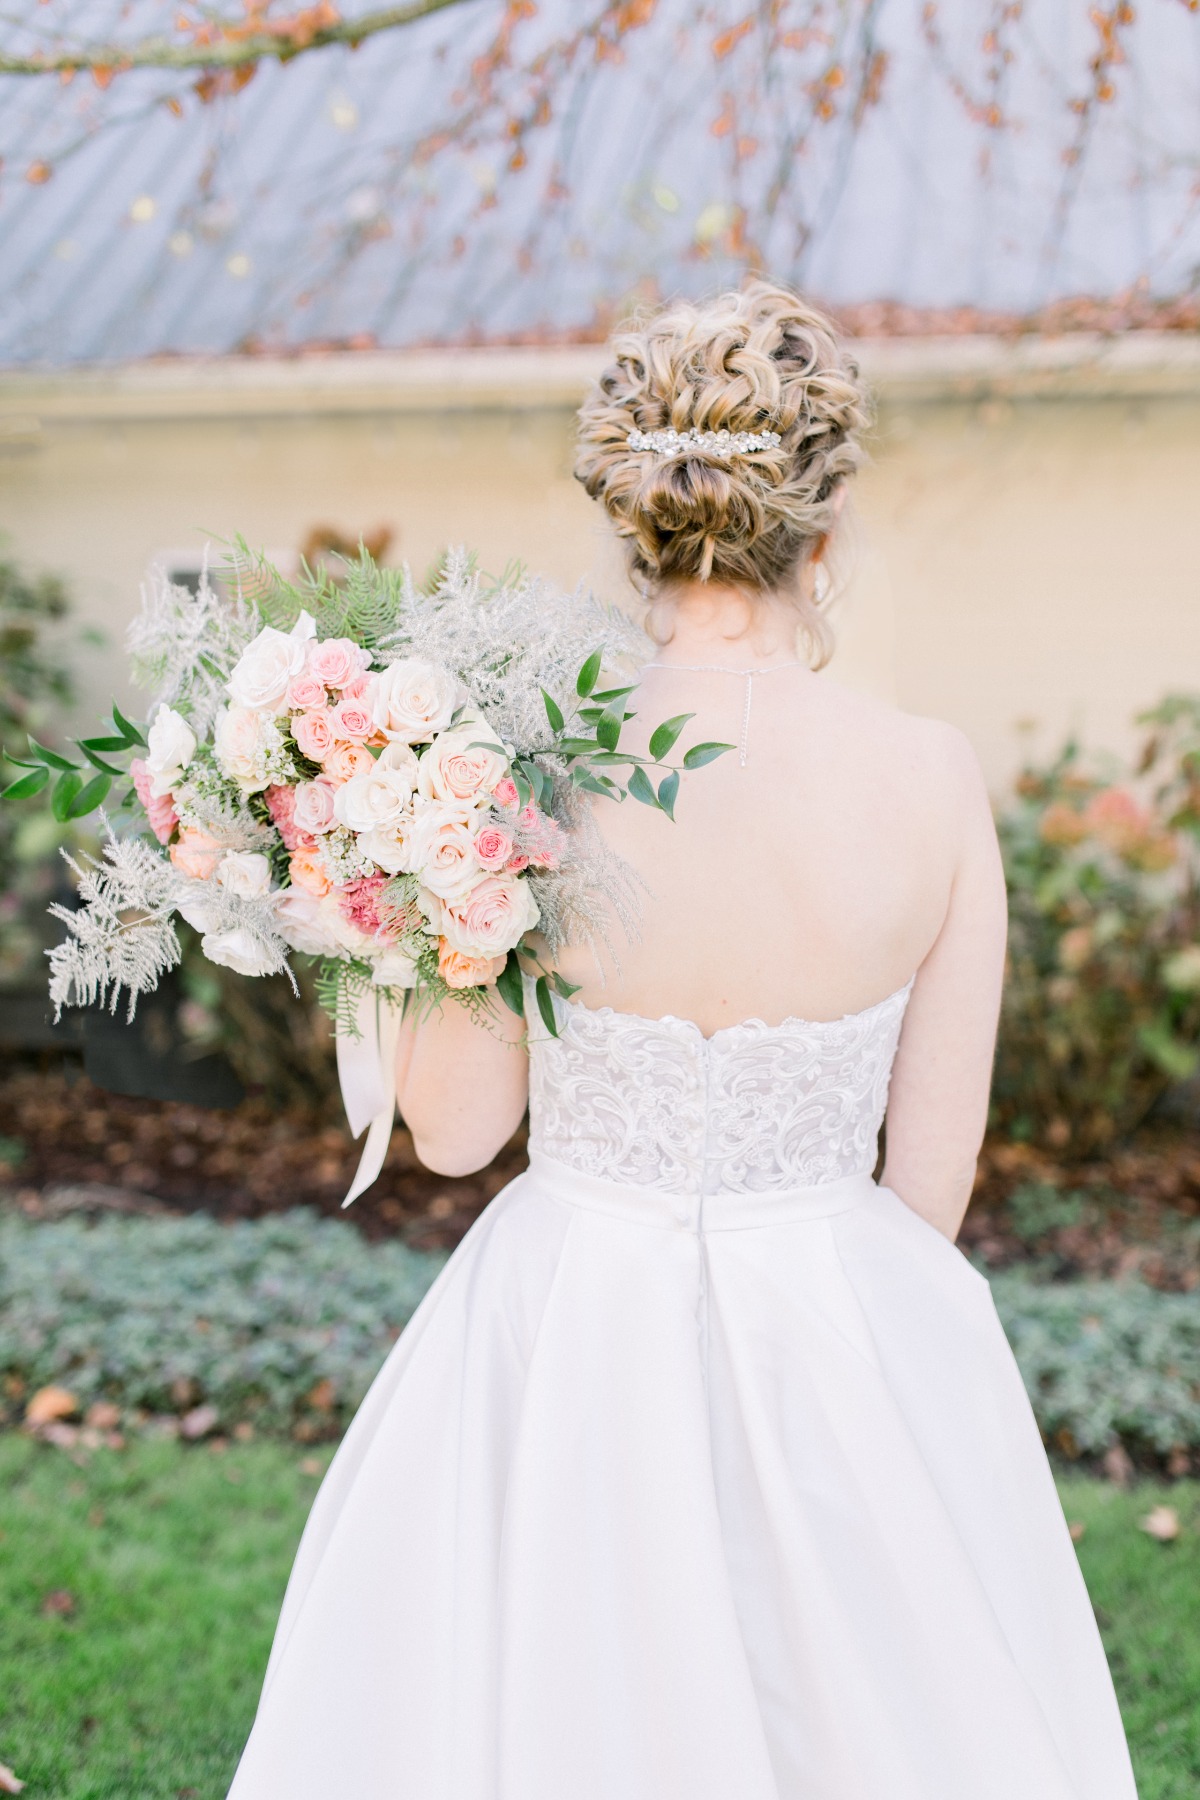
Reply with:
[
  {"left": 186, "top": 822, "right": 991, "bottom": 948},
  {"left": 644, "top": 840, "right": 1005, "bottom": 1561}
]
[{"left": 528, "top": 982, "right": 914, "bottom": 1195}]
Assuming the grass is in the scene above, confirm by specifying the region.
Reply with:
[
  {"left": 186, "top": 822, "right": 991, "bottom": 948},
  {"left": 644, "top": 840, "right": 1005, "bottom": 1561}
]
[{"left": 0, "top": 1438, "right": 1195, "bottom": 1799}]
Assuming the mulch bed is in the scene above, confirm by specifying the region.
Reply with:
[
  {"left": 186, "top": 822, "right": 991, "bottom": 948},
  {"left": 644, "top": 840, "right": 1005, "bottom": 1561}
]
[{"left": 3, "top": 1053, "right": 1199, "bottom": 1285}]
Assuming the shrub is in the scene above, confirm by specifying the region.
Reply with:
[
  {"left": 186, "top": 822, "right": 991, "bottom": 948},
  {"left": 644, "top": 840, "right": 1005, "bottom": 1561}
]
[
  {"left": 990, "top": 1271, "right": 1200, "bottom": 1462},
  {"left": 993, "top": 696, "right": 1200, "bottom": 1155},
  {"left": 0, "top": 1209, "right": 444, "bottom": 1436}
]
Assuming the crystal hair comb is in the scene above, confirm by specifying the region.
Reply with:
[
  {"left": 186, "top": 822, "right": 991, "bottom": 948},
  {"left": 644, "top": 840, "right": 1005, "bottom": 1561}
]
[{"left": 627, "top": 427, "right": 783, "bottom": 457}]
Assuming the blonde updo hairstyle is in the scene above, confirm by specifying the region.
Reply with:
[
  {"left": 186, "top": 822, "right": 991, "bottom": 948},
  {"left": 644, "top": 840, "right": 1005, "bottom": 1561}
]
[{"left": 574, "top": 281, "right": 869, "bottom": 666}]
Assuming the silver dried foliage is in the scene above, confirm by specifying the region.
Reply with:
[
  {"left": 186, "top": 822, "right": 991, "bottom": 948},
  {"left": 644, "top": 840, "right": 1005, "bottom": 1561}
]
[
  {"left": 48, "top": 821, "right": 291, "bottom": 1022},
  {"left": 127, "top": 558, "right": 258, "bottom": 735}
]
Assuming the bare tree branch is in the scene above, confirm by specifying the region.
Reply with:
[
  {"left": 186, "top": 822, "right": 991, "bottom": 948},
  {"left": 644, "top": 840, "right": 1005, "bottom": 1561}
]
[{"left": 0, "top": 0, "right": 476, "bottom": 76}]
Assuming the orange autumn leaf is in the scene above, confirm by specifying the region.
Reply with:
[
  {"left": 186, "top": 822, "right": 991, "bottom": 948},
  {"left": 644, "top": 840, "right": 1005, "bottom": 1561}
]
[{"left": 712, "top": 17, "right": 752, "bottom": 60}]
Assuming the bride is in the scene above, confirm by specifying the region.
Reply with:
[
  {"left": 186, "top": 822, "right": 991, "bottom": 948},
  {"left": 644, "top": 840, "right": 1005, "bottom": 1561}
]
[{"left": 228, "top": 283, "right": 1138, "bottom": 1798}]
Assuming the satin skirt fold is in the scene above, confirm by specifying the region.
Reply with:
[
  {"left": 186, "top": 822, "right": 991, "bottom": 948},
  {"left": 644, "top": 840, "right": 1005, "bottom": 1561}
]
[{"left": 227, "top": 1154, "right": 1138, "bottom": 1800}]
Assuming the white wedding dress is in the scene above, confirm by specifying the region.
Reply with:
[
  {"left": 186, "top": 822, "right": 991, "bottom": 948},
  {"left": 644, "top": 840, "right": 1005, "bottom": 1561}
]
[{"left": 228, "top": 981, "right": 1138, "bottom": 1800}]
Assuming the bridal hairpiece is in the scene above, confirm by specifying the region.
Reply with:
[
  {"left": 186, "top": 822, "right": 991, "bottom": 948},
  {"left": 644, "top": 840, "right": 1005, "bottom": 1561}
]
[{"left": 627, "top": 426, "right": 783, "bottom": 458}]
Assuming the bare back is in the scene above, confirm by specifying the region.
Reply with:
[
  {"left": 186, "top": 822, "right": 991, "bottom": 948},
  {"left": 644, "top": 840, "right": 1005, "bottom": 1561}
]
[{"left": 556, "top": 664, "right": 970, "bottom": 1030}]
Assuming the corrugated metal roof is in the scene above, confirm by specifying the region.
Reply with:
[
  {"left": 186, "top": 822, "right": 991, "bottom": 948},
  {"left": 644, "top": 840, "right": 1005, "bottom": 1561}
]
[{"left": 1, "top": 0, "right": 1198, "bottom": 365}]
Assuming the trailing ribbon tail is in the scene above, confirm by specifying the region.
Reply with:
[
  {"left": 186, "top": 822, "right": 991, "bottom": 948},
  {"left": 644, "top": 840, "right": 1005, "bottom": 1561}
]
[{"left": 336, "top": 988, "right": 403, "bottom": 1208}]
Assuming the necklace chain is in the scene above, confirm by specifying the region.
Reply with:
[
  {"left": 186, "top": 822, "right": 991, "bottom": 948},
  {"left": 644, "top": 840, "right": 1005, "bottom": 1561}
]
[{"left": 643, "top": 660, "right": 804, "bottom": 768}]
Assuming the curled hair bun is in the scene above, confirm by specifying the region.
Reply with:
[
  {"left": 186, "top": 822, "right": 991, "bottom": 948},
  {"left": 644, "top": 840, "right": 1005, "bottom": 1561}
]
[{"left": 575, "top": 280, "right": 869, "bottom": 595}]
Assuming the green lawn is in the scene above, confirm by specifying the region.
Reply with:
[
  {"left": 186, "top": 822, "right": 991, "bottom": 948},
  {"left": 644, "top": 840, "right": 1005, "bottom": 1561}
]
[{"left": 0, "top": 1437, "right": 1195, "bottom": 1798}]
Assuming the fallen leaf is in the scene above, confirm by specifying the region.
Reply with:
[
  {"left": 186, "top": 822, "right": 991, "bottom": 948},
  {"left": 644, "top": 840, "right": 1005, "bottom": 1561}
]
[
  {"left": 85, "top": 1401, "right": 121, "bottom": 1431},
  {"left": 1139, "top": 1505, "right": 1180, "bottom": 1542},
  {"left": 41, "top": 1588, "right": 76, "bottom": 1617},
  {"left": 179, "top": 1403, "right": 219, "bottom": 1441},
  {"left": 1068, "top": 1520, "right": 1087, "bottom": 1542},
  {"left": 1102, "top": 1443, "right": 1134, "bottom": 1487},
  {"left": 40, "top": 1421, "right": 80, "bottom": 1450},
  {"left": 26, "top": 1385, "right": 78, "bottom": 1426},
  {"left": 305, "top": 1377, "right": 336, "bottom": 1412},
  {"left": 299, "top": 1456, "right": 323, "bottom": 1476},
  {"left": 232, "top": 1421, "right": 255, "bottom": 1442},
  {"left": 0, "top": 1763, "right": 26, "bottom": 1793}
]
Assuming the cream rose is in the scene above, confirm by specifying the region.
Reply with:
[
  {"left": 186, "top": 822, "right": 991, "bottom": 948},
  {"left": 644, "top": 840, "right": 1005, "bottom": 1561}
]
[
  {"left": 369, "top": 658, "right": 462, "bottom": 744},
  {"left": 323, "top": 742, "right": 375, "bottom": 785},
  {"left": 407, "top": 798, "right": 485, "bottom": 900},
  {"left": 175, "top": 890, "right": 225, "bottom": 935},
  {"left": 293, "top": 779, "right": 338, "bottom": 836},
  {"left": 216, "top": 850, "right": 273, "bottom": 899},
  {"left": 371, "top": 945, "right": 420, "bottom": 989},
  {"left": 213, "top": 704, "right": 274, "bottom": 792},
  {"left": 200, "top": 927, "right": 278, "bottom": 977},
  {"left": 227, "top": 612, "right": 316, "bottom": 713},
  {"left": 333, "top": 748, "right": 419, "bottom": 835},
  {"left": 274, "top": 889, "right": 345, "bottom": 957},
  {"left": 427, "top": 869, "right": 539, "bottom": 957},
  {"left": 416, "top": 716, "right": 509, "bottom": 804},
  {"left": 145, "top": 705, "right": 196, "bottom": 797}
]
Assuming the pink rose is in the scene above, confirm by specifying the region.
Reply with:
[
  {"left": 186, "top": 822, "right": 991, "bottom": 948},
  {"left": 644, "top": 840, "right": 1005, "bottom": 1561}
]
[
  {"left": 292, "top": 708, "right": 336, "bottom": 763},
  {"left": 506, "top": 852, "right": 530, "bottom": 872},
  {"left": 328, "top": 699, "right": 374, "bottom": 743},
  {"left": 307, "top": 637, "right": 371, "bottom": 690},
  {"left": 518, "top": 802, "right": 539, "bottom": 829},
  {"left": 288, "top": 844, "right": 331, "bottom": 897},
  {"left": 493, "top": 777, "right": 519, "bottom": 809},
  {"left": 170, "top": 826, "right": 223, "bottom": 880},
  {"left": 341, "top": 673, "right": 372, "bottom": 703},
  {"left": 286, "top": 672, "right": 328, "bottom": 711},
  {"left": 131, "top": 757, "right": 179, "bottom": 844},
  {"left": 264, "top": 783, "right": 311, "bottom": 852},
  {"left": 473, "top": 824, "right": 514, "bottom": 871},
  {"left": 293, "top": 779, "right": 338, "bottom": 835},
  {"left": 521, "top": 811, "right": 568, "bottom": 871},
  {"left": 433, "top": 870, "right": 540, "bottom": 957},
  {"left": 323, "top": 741, "right": 375, "bottom": 785},
  {"left": 437, "top": 940, "right": 505, "bottom": 990}
]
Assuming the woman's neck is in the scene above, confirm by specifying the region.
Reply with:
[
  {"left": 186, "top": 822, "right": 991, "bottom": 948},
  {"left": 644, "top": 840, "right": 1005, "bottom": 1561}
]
[{"left": 646, "top": 582, "right": 806, "bottom": 669}]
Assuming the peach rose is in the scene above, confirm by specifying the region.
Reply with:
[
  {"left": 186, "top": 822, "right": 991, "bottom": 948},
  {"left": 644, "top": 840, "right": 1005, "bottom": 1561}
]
[
  {"left": 473, "top": 824, "right": 514, "bottom": 871},
  {"left": 170, "top": 826, "right": 224, "bottom": 880},
  {"left": 323, "top": 741, "right": 376, "bottom": 785},
  {"left": 289, "top": 844, "right": 332, "bottom": 897},
  {"left": 287, "top": 672, "right": 328, "bottom": 711},
  {"left": 341, "top": 673, "right": 372, "bottom": 703},
  {"left": 307, "top": 637, "right": 371, "bottom": 690},
  {"left": 437, "top": 940, "right": 506, "bottom": 989},
  {"left": 328, "top": 699, "right": 375, "bottom": 743},
  {"left": 292, "top": 708, "right": 336, "bottom": 763}
]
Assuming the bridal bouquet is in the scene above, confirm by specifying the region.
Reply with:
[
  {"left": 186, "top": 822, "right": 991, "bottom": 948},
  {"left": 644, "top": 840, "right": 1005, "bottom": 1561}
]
[{"left": 3, "top": 546, "right": 728, "bottom": 1200}]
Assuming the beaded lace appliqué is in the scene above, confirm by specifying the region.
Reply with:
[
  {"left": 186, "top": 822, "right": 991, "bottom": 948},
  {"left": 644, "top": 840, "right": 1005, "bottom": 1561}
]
[{"left": 528, "top": 984, "right": 913, "bottom": 1195}]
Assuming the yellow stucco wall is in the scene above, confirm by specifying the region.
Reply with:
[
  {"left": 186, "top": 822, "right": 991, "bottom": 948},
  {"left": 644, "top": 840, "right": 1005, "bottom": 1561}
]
[{"left": 2, "top": 339, "right": 1197, "bottom": 790}]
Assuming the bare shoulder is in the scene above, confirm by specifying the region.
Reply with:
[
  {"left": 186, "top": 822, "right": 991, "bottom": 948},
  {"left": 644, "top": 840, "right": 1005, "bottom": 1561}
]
[{"left": 814, "top": 679, "right": 984, "bottom": 785}]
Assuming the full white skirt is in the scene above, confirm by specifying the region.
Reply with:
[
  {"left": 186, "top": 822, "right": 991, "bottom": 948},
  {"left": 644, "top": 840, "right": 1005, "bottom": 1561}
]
[{"left": 228, "top": 1154, "right": 1138, "bottom": 1800}]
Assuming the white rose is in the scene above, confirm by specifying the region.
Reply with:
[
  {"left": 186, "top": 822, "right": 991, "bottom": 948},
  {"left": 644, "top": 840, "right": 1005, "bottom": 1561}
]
[
  {"left": 371, "top": 946, "right": 420, "bottom": 989},
  {"left": 427, "top": 869, "right": 539, "bottom": 958},
  {"left": 216, "top": 850, "right": 273, "bottom": 899},
  {"left": 369, "top": 658, "right": 462, "bottom": 744},
  {"left": 145, "top": 704, "right": 196, "bottom": 797},
  {"left": 274, "top": 889, "right": 345, "bottom": 957},
  {"left": 227, "top": 611, "right": 317, "bottom": 713},
  {"left": 356, "top": 823, "right": 411, "bottom": 876},
  {"left": 416, "top": 715, "right": 510, "bottom": 804},
  {"left": 201, "top": 926, "right": 278, "bottom": 977},
  {"left": 213, "top": 704, "right": 273, "bottom": 792},
  {"left": 407, "top": 798, "right": 486, "bottom": 900},
  {"left": 176, "top": 891, "right": 225, "bottom": 935},
  {"left": 333, "top": 757, "right": 418, "bottom": 834}
]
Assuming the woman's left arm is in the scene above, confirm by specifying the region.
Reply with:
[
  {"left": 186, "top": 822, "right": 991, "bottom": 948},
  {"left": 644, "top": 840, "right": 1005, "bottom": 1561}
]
[{"left": 395, "top": 997, "right": 530, "bottom": 1177}]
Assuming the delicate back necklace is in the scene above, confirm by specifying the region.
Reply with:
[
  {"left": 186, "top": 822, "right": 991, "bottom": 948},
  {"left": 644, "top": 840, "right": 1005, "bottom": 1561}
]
[{"left": 643, "top": 661, "right": 804, "bottom": 767}]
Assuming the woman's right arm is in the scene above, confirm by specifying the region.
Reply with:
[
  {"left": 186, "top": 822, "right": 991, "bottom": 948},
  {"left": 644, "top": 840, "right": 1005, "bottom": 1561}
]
[
  {"left": 880, "top": 729, "right": 1008, "bottom": 1240},
  {"left": 395, "top": 998, "right": 529, "bottom": 1178}
]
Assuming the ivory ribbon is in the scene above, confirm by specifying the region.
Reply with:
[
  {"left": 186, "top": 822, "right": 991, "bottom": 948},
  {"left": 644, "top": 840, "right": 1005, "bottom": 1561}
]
[{"left": 336, "top": 987, "right": 403, "bottom": 1208}]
